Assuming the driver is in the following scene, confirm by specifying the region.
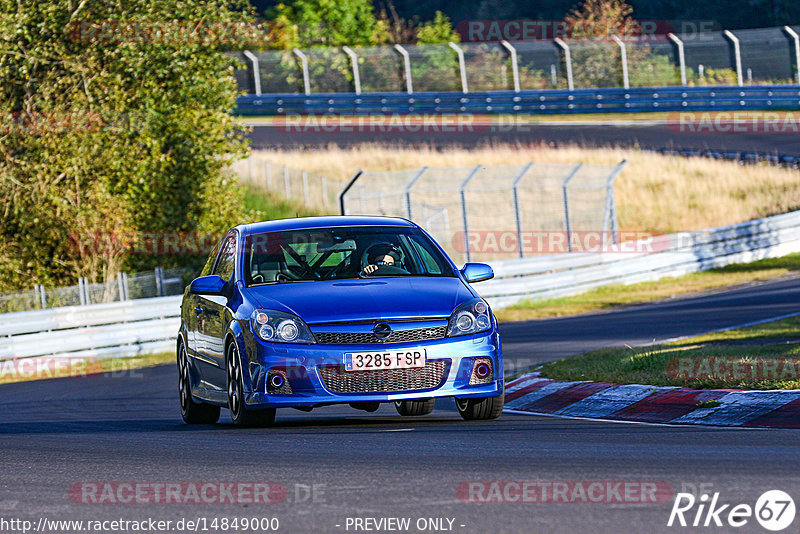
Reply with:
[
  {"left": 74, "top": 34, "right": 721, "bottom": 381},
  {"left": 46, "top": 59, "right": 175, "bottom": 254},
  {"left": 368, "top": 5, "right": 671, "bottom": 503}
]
[{"left": 362, "top": 243, "right": 406, "bottom": 275}]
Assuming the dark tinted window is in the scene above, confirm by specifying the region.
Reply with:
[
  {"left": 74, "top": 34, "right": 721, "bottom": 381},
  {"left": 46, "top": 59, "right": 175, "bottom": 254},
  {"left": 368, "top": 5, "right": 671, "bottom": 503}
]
[
  {"left": 200, "top": 239, "right": 223, "bottom": 277},
  {"left": 212, "top": 233, "right": 237, "bottom": 281}
]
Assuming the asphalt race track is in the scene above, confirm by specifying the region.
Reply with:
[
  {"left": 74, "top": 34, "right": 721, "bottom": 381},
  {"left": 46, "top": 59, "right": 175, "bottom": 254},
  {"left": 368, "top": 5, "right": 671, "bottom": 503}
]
[
  {"left": 247, "top": 121, "right": 800, "bottom": 155},
  {"left": 3, "top": 277, "right": 800, "bottom": 533}
]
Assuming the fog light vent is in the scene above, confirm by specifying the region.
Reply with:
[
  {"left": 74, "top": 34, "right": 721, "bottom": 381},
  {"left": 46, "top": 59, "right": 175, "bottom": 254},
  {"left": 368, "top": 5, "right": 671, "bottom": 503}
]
[
  {"left": 267, "top": 369, "right": 293, "bottom": 395},
  {"left": 469, "top": 358, "right": 494, "bottom": 385}
]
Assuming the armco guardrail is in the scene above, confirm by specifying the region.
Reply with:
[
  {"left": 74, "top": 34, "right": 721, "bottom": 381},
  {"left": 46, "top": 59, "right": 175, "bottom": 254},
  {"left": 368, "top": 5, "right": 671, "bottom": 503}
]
[
  {"left": 479, "top": 210, "right": 800, "bottom": 308},
  {"left": 0, "top": 296, "right": 181, "bottom": 362},
  {"left": 4, "top": 210, "right": 800, "bottom": 362},
  {"left": 236, "top": 85, "right": 800, "bottom": 116}
]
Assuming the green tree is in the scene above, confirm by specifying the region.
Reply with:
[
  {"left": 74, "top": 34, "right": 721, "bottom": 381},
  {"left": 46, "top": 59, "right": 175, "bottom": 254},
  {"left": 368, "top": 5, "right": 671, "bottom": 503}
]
[
  {"left": 415, "top": 11, "right": 459, "bottom": 44},
  {"left": 0, "top": 0, "right": 252, "bottom": 290},
  {"left": 271, "top": 0, "right": 389, "bottom": 48},
  {"left": 563, "top": 0, "right": 681, "bottom": 88}
]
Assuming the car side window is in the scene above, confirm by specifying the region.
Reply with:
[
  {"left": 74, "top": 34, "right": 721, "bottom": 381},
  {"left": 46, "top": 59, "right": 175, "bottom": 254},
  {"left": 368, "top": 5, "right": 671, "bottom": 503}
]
[
  {"left": 199, "top": 240, "right": 222, "bottom": 277},
  {"left": 212, "top": 234, "right": 237, "bottom": 281},
  {"left": 408, "top": 236, "right": 444, "bottom": 275}
]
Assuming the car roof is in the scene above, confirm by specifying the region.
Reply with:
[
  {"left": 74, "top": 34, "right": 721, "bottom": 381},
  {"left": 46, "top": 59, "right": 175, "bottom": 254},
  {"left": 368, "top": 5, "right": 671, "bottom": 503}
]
[{"left": 238, "top": 216, "right": 417, "bottom": 236}]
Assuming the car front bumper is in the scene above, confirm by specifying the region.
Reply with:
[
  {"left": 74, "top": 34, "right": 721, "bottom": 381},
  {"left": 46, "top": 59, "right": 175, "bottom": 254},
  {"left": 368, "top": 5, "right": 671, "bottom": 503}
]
[{"left": 243, "top": 329, "right": 503, "bottom": 408}]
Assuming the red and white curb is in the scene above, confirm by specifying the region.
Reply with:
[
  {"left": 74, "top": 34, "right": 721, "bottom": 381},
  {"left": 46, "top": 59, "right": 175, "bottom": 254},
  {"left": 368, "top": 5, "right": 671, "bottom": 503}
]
[{"left": 503, "top": 373, "right": 800, "bottom": 428}]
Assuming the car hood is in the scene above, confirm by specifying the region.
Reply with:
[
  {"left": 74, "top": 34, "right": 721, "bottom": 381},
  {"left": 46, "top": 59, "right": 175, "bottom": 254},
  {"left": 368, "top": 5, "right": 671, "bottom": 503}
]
[{"left": 245, "top": 277, "right": 474, "bottom": 324}]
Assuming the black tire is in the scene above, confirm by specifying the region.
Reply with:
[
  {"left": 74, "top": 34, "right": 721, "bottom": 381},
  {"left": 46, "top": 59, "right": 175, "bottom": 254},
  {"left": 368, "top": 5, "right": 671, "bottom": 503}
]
[
  {"left": 394, "top": 398, "right": 435, "bottom": 416},
  {"left": 455, "top": 391, "right": 504, "bottom": 421},
  {"left": 226, "top": 342, "right": 276, "bottom": 428},
  {"left": 178, "top": 341, "right": 220, "bottom": 424}
]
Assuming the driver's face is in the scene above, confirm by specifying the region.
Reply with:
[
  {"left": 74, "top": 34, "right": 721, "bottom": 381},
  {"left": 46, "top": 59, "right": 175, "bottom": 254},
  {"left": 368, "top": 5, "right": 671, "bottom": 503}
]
[{"left": 377, "top": 255, "right": 395, "bottom": 265}]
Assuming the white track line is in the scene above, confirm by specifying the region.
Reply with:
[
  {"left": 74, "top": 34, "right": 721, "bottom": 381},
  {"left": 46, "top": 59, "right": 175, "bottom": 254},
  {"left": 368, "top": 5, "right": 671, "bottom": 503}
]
[{"left": 502, "top": 408, "right": 772, "bottom": 429}]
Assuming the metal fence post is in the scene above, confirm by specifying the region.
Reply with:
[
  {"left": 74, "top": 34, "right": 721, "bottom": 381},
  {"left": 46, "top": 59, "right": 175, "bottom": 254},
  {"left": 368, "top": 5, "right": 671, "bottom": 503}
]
[
  {"left": 512, "top": 162, "right": 534, "bottom": 258},
  {"left": 500, "top": 40, "right": 521, "bottom": 92},
  {"left": 449, "top": 42, "right": 469, "bottom": 93},
  {"left": 338, "top": 170, "right": 364, "bottom": 215},
  {"left": 155, "top": 267, "right": 165, "bottom": 297},
  {"left": 404, "top": 166, "right": 429, "bottom": 220},
  {"left": 39, "top": 285, "right": 47, "bottom": 309},
  {"left": 601, "top": 160, "right": 627, "bottom": 246},
  {"left": 785, "top": 26, "right": 800, "bottom": 85},
  {"left": 302, "top": 171, "right": 309, "bottom": 206},
  {"left": 284, "top": 166, "right": 291, "bottom": 198},
  {"left": 667, "top": 33, "right": 687, "bottom": 85},
  {"left": 723, "top": 30, "right": 744, "bottom": 86},
  {"left": 79, "top": 277, "right": 88, "bottom": 306},
  {"left": 554, "top": 38, "right": 574, "bottom": 91},
  {"left": 122, "top": 272, "right": 129, "bottom": 301},
  {"left": 611, "top": 35, "right": 629, "bottom": 89},
  {"left": 459, "top": 165, "right": 483, "bottom": 263},
  {"left": 117, "top": 274, "right": 125, "bottom": 301},
  {"left": 241, "top": 50, "right": 262, "bottom": 96},
  {"left": 342, "top": 46, "right": 362, "bottom": 95},
  {"left": 561, "top": 163, "right": 583, "bottom": 252},
  {"left": 393, "top": 44, "right": 413, "bottom": 94},
  {"left": 293, "top": 48, "right": 311, "bottom": 95},
  {"left": 34, "top": 284, "right": 42, "bottom": 309},
  {"left": 247, "top": 154, "right": 254, "bottom": 182}
]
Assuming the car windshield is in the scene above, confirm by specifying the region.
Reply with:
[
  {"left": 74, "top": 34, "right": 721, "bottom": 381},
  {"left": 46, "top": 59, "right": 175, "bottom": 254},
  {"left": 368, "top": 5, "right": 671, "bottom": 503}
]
[{"left": 243, "top": 226, "right": 454, "bottom": 286}]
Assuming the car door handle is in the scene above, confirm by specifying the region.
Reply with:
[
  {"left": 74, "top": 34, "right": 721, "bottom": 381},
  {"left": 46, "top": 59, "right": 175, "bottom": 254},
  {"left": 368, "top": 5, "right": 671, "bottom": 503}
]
[{"left": 194, "top": 306, "right": 204, "bottom": 316}]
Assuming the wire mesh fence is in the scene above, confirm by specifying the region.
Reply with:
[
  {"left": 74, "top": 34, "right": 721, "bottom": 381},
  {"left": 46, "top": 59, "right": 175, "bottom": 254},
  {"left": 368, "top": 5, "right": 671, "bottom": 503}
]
[
  {"left": 235, "top": 157, "right": 344, "bottom": 213},
  {"left": 233, "top": 25, "right": 800, "bottom": 96},
  {"left": 341, "top": 161, "right": 625, "bottom": 264},
  {"left": 0, "top": 268, "right": 188, "bottom": 314}
]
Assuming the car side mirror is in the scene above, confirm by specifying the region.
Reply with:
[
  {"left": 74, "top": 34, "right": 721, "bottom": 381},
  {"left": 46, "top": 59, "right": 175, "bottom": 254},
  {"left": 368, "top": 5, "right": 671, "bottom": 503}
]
[
  {"left": 460, "top": 263, "right": 494, "bottom": 283},
  {"left": 189, "top": 275, "right": 227, "bottom": 296}
]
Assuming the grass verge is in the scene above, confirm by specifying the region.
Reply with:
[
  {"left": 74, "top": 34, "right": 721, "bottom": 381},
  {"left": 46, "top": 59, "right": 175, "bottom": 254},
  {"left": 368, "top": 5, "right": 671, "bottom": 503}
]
[
  {"left": 242, "top": 182, "right": 323, "bottom": 219},
  {"left": 538, "top": 315, "right": 800, "bottom": 390},
  {"left": 0, "top": 352, "right": 175, "bottom": 386},
  {"left": 495, "top": 253, "right": 800, "bottom": 322}
]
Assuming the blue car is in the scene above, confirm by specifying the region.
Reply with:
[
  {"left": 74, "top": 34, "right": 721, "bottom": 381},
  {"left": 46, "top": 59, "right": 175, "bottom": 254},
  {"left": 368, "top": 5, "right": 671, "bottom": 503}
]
[{"left": 177, "top": 216, "right": 503, "bottom": 427}]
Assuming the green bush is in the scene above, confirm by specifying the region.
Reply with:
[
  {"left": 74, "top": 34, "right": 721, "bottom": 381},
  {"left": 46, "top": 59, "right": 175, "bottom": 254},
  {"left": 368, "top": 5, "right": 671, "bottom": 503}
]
[{"left": 0, "top": 0, "right": 253, "bottom": 290}]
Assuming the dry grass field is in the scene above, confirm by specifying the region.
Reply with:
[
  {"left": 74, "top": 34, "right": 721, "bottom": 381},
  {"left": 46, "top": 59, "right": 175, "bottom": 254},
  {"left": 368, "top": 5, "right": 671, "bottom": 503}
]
[{"left": 247, "top": 145, "right": 800, "bottom": 234}]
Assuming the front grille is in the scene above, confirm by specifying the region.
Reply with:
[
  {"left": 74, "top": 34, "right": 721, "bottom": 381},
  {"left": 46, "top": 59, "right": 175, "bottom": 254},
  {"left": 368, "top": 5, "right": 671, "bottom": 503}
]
[
  {"left": 318, "top": 360, "right": 450, "bottom": 393},
  {"left": 313, "top": 325, "right": 447, "bottom": 345}
]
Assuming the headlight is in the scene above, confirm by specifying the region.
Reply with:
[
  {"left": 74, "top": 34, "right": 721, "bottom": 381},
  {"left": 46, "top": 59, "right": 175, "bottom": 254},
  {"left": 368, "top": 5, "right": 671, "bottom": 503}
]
[
  {"left": 447, "top": 298, "right": 492, "bottom": 337},
  {"left": 251, "top": 309, "right": 315, "bottom": 344}
]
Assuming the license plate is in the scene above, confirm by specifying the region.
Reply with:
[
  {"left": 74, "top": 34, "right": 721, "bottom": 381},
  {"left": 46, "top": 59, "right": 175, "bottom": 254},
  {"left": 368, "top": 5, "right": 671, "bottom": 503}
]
[{"left": 344, "top": 349, "right": 426, "bottom": 372}]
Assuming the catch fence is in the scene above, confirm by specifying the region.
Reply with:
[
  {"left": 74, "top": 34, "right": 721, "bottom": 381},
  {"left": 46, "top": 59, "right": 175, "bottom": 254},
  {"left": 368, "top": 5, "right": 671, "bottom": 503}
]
[{"left": 339, "top": 161, "right": 625, "bottom": 264}]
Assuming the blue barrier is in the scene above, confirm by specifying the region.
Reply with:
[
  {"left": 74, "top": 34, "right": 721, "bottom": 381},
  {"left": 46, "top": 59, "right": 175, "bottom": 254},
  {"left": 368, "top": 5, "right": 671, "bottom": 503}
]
[
  {"left": 645, "top": 147, "right": 800, "bottom": 169},
  {"left": 236, "top": 85, "right": 800, "bottom": 116}
]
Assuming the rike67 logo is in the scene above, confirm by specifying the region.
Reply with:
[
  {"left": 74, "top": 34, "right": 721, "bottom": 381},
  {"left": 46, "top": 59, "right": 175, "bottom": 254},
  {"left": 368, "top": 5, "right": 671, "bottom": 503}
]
[{"left": 668, "top": 490, "right": 795, "bottom": 531}]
